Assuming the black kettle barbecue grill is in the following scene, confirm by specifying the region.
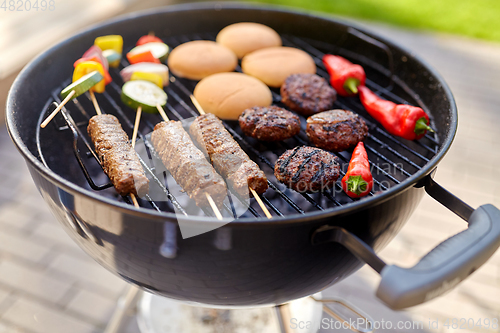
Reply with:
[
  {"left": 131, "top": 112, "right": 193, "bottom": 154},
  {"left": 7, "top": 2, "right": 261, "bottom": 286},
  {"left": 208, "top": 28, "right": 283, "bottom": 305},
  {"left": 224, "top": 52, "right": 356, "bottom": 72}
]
[{"left": 6, "top": 2, "right": 500, "bottom": 311}]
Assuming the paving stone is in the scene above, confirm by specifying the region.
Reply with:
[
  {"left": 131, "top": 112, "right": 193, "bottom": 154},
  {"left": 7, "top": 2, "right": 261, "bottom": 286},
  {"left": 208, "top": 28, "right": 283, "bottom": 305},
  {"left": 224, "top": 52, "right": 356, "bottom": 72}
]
[
  {"left": 0, "top": 260, "right": 71, "bottom": 304},
  {"left": 29, "top": 221, "right": 81, "bottom": 251},
  {"left": 0, "top": 229, "right": 51, "bottom": 264},
  {"left": 0, "top": 287, "right": 9, "bottom": 306},
  {"left": 0, "top": 322, "right": 29, "bottom": 333},
  {"left": 2, "top": 298, "right": 97, "bottom": 333},
  {"left": 47, "top": 254, "right": 127, "bottom": 297},
  {"left": 66, "top": 289, "right": 118, "bottom": 325},
  {"left": 0, "top": 204, "right": 38, "bottom": 232}
]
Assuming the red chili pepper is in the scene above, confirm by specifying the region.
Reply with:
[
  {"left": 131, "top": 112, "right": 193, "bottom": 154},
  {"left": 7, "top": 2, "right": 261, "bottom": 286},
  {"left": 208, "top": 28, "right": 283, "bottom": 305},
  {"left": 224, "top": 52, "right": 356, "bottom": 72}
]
[
  {"left": 342, "top": 142, "right": 373, "bottom": 198},
  {"left": 74, "top": 56, "right": 112, "bottom": 85},
  {"left": 322, "top": 54, "right": 366, "bottom": 96},
  {"left": 126, "top": 50, "right": 160, "bottom": 64},
  {"left": 136, "top": 35, "right": 163, "bottom": 46},
  {"left": 358, "top": 86, "right": 434, "bottom": 140}
]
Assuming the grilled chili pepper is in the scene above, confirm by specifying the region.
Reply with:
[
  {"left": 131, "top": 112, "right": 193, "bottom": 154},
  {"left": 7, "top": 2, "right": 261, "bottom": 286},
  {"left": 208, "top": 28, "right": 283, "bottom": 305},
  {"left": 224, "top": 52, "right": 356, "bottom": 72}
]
[
  {"left": 322, "top": 54, "right": 366, "bottom": 96},
  {"left": 342, "top": 142, "right": 373, "bottom": 198},
  {"left": 358, "top": 86, "right": 434, "bottom": 140}
]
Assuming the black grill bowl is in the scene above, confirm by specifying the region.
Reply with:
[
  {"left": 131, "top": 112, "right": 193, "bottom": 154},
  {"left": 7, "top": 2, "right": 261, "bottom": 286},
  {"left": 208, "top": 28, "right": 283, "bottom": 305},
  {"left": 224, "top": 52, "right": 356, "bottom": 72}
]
[{"left": 6, "top": 3, "right": 458, "bottom": 307}]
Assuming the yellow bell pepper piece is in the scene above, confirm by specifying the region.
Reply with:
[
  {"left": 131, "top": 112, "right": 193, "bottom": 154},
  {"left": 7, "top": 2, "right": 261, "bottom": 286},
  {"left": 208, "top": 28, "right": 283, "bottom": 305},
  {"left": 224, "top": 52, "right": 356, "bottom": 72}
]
[
  {"left": 73, "top": 61, "right": 106, "bottom": 93},
  {"left": 130, "top": 72, "right": 163, "bottom": 88},
  {"left": 94, "top": 35, "right": 123, "bottom": 54}
]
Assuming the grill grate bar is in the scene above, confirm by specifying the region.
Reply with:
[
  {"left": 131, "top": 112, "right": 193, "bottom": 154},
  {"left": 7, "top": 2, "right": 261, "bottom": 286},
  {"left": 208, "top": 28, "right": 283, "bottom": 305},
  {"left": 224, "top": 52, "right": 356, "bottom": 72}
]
[{"left": 260, "top": 195, "right": 285, "bottom": 216}]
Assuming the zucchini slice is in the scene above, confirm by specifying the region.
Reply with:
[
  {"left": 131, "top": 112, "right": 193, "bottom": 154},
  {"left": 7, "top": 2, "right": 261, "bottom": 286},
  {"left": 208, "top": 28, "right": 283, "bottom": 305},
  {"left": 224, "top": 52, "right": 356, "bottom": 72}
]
[
  {"left": 121, "top": 80, "right": 167, "bottom": 113},
  {"left": 60, "top": 71, "right": 104, "bottom": 99}
]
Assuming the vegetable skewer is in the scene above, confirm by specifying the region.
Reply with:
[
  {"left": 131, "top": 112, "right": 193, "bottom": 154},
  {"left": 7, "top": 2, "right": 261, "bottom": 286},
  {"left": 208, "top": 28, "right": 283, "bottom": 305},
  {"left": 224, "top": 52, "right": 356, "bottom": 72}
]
[
  {"left": 41, "top": 71, "right": 103, "bottom": 128},
  {"left": 121, "top": 62, "right": 222, "bottom": 218},
  {"left": 190, "top": 95, "right": 272, "bottom": 219}
]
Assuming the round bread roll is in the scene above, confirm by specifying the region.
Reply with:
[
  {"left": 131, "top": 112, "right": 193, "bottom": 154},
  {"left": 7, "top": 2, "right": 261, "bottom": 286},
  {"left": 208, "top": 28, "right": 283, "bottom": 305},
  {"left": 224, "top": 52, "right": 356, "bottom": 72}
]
[
  {"left": 167, "top": 40, "right": 237, "bottom": 80},
  {"left": 241, "top": 47, "right": 316, "bottom": 88},
  {"left": 193, "top": 72, "right": 273, "bottom": 120},
  {"left": 216, "top": 22, "right": 282, "bottom": 58}
]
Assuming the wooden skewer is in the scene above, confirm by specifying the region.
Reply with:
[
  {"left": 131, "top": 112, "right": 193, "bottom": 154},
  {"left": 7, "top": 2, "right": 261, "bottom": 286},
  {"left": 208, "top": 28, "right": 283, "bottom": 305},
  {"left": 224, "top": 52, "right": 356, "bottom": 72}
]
[
  {"left": 250, "top": 188, "right": 272, "bottom": 219},
  {"left": 206, "top": 193, "right": 223, "bottom": 220},
  {"left": 130, "top": 193, "right": 139, "bottom": 208},
  {"left": 156, "top": 103, "right": 169, "bottom": 122},
  {"left": 190, "top": 95, "right": 205, "bottom": 115},
  {"left": 129, "top": 105, "right": 143, "bottom": 209},
  {"left": 189, "top": 95, "right": 272, "bottom": 219},
  {"left": 156, "top": 103, "right": 222, "bottom": 220},
  {"left": 41, "top": 90, "right": 76, "bottom": 128},
  {"left": 131, "top": 106, "right": 142, "bottom": 148},
  {"left": 89, "top": 91, "right": 102, "bottom": 115}
]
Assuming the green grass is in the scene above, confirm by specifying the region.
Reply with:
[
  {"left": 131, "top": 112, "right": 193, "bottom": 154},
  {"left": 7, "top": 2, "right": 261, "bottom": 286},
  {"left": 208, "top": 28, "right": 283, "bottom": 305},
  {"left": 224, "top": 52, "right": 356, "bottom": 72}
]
[{"left": 252, "top": 0, "right": 500, "bottom": 42}]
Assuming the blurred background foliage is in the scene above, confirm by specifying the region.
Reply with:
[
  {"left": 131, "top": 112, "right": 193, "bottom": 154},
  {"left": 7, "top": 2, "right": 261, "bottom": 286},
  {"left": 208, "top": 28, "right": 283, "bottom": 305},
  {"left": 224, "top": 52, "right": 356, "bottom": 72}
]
[{"left": 218, "top": 0, "right": 500, "bottom": 42}]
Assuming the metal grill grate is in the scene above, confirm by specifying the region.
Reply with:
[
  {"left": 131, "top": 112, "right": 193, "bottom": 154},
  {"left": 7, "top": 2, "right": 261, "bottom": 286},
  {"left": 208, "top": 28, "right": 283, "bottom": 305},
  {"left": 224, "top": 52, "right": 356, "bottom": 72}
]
[{"left": 37, "top": 29, "right": 439, "bottom": 219}]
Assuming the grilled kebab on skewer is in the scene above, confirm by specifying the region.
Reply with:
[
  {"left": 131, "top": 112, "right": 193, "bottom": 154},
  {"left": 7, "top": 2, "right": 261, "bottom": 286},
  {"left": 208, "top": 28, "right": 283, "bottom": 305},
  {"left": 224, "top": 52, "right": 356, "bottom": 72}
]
[
  {"left": 190, "top": 113, "right": 268, "bottom": 197},
  {"left": 274, "top": 146, "right": 340, "bottom": 193},
  {"left": 87, "top": 114, "right": 149, "bottom": 197},
  {"left": 151, "top": 120, "right": 228, "bottom": 208},
  {"left": 238, "top": 106, "right": 301, "bottom": 142},
  {"left": 306, "top": 109, "right": 368, "bottom": 152}
]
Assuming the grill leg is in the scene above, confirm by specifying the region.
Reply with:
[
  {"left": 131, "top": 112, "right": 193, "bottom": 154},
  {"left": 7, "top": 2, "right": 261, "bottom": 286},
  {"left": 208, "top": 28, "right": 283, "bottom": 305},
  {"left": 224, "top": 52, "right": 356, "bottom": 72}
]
[{"left": 104, "top": 285, "right": 141, "bottom": 333}]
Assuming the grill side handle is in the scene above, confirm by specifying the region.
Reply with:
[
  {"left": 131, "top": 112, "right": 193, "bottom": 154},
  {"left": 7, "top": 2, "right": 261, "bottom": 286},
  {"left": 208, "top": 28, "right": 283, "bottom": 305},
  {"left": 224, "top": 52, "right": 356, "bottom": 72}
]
[
  {"left": 312, "top": 176, "right": 500, "bottom": 310},
  {"left": 376, "top": 203, "right": 500, "bottom": 309}
]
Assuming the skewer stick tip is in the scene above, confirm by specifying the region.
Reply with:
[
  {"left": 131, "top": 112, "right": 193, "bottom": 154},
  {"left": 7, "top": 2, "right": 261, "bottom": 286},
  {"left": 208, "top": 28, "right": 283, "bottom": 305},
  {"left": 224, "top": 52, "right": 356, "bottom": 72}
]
[
  {"left": 156, "top": 103, "right": 169, "bottom": 122},
  {"left": 190, "top": 95, "right": 205, "bottom": 115},
  {"left": 206, "top": 193, "right": 223, "bottom": 220},
  {"left": 130, "top": 193, "right": 140, "bottom": 208},
  {"left": 40, "top": 90, "right": 76, "bottom": 128},
  {"left": 89, "top": 90, "right": 102, "bottom": 116},
  {"left": 250, "top": 188, "right": 272, "bottom": 219}
]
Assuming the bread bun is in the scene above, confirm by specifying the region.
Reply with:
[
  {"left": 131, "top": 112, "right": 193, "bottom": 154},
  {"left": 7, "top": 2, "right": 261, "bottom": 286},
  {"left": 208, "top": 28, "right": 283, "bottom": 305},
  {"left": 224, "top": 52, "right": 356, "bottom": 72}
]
[
  {"left": 241, "top": 47, "right": 316, "bottom": 88},
  {"left": 216, "top": 22, "right": 282, "bottom": 58},
  {"left": 193, "top": 73, "right": 272, "bottom": 120},
  {"left": 167, "top": 41, "right": 237, "bottom": 80}
]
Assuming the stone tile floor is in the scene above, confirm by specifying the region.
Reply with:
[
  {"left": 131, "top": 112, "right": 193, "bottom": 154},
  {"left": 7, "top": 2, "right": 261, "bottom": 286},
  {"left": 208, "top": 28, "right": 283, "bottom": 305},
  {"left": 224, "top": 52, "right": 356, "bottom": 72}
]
[{"left": 0, "top": 11, "right": 500, "bottom": 333}]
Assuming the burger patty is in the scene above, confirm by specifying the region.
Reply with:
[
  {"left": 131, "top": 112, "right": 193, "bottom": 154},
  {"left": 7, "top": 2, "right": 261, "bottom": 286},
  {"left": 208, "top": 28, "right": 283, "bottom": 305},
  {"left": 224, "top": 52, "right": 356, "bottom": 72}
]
[
  {"left": 151, "top": 120, "right": 228, "bottom": 208},
  {"left": 274, "top": 146, "right": 340, "bottom": 193},
  {"left": 190, "top": 113, "right": 268, "bottom": 196},
  {"left": 238, "top": 106, "right": 301, "bottom": 141},
  {"left": 87, "top": 114, "right": 149, "bottom": 197},
  {"left": 280, "top": 73, "right": 336, "bottom": 116},
  {"left": 306, "top": 109, "right": 369, "bottom": 152}
]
